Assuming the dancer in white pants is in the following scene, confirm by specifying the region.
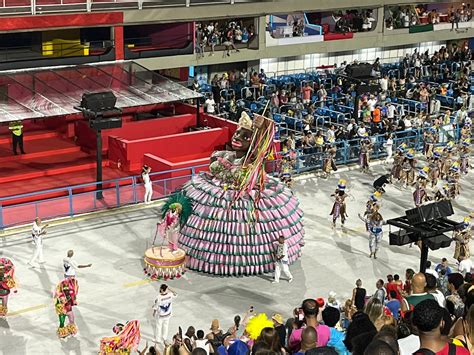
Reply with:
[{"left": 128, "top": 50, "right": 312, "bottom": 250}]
[
  {"left": 272, "top": 235, "right": 293, "bottom": 283},
  {"left": 152, "top": 284, "right": 177, "bottom": 344},
  {"left": 142, "top": 165, "right": 153, "bottom": 204},
  {"left": 358, "top": 210, "right": 386, "bottom": 259},
  {"left": 28, "top": 217, "right": 47, "bottom": 266},
  {"left": 384, "top": 134, "right": 393, "bottom": 163}
]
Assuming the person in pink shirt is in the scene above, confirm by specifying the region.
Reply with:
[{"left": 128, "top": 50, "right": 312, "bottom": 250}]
[
  {"left": 288, "top": 299, "right": 331, "bottom": 350},
  {"left": 302, "top": 83, "right": 314, "bottom": 104},
  {"left": 279, "top": 90, "right": 289, "bottom": 105}
]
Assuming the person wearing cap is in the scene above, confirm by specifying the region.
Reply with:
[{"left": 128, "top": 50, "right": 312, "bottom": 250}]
[
  {"left": 271, "top": 314, "right": 286, "bottom": 348},
  {"left": 322, "top": 143, "right": 337, "bottom": 179},
  {"left": 428, "top": 148, "right": 442, "bottom": 188},
  {"left": 413, "top": 168, "right": 431, "bottom": 207},
  {"left": 358, "top": 206, "right": 386, "bottom": 259},
  {"left": 460, "top": 123, "right": 471, "bottom": 140},
  {"left": 440, "top": 142, "right": 455, "bottom": 180},
  {"left": 359, "top": 137, "right": 373, "bottom": 173},
  {"left": 272, "top": 235, "right": 293, "bottom": 284},
  {"left": 453, "top": 217, "right": 472, "bottom": 262},
  {"left": 330, "top": 180, "right": 348, "bottom": 228},
  {"left": 390, "top": 144, "right": 406, "bottom": 183},
  {"left": 152, "top": 284, "right": 177, "bottom": 344},
  {"left": 363, "top": 192, "right": 381, "bottom": 230},
  {"left": 446, "top": 162, "right": 461, "bottom": 199},
  {"left": 423, "top": 127, "right": 436, "bottom": 158},
  {"left": 142, "top": 165, "right": 153, "bottom": 204}
]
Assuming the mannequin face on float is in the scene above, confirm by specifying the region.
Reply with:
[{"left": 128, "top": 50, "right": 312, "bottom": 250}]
[{"left": 231, "top": 127, "right": 252, "bottom": 153}]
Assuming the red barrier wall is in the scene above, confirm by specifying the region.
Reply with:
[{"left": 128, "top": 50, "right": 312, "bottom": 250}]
[
  {"left": 75, "top": 113, "right": 196, "bottom": 152},
  {"left": 75, "top": 116, "right": 130, "bottom": 152},
  {"left": 109, "top": 114, "right": 197, "bottom": 140},
  {"left": 109, "top": 126, "right": 229, "bottom": 171},
  {"left": 174, "top": 103, "right": 200, "bottom": 115},
  {"left": 0, "top": 12, "right": 123, "bottom": 31},
  {"left": 200, "top": 113, "right": 238, "bottom": 139},
  {"left": 144, "top": 153, "right": 209, "bottom": 192}
]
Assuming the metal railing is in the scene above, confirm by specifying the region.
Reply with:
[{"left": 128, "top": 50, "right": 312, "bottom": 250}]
[
  {"left": 0, "top": 0, "right": 262, "bottom": 15},
  {"left": 0, "top": 125, "right": 465, "bottom": 230},
  {"left": 285, "top": 125, "right": 462, "bottom": 174},
  {"left": 0, "top": 164, "right": 206, "bottom": 229}
]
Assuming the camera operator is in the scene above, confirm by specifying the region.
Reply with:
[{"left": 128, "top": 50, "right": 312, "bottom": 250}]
[{"left": 288, "top": 299, "right": 331, "bottom": 351}]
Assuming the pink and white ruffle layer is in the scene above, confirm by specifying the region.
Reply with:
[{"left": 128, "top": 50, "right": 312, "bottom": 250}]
[{"left": 179, "top": 173, "right": 305, "bottom": 276}]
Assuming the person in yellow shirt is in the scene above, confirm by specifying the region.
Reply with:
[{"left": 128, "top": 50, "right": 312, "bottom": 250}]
[{"left": 8, "top": 120, "right": 25, "bottom": 155}]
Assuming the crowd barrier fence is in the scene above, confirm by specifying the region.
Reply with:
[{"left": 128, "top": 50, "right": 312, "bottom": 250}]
[{"left": 0, "top": 126, "right": 464, "bottom": 229}]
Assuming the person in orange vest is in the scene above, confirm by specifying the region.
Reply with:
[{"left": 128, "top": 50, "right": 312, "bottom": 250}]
[
  {"left": 8, "top": 120, "right": 25, "bottom": 155},
  {"left": 372, "top": 105, "right": 382, "bottom": 129}
]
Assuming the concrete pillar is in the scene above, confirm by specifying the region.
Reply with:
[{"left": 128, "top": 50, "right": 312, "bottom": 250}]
[{"left": 258, "top": 15, "right": 266, "bottom": 50}]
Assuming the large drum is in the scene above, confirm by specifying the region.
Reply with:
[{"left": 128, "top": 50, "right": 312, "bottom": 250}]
[{"left": 144, "top": 247, "right": 186, "bottom": 280}]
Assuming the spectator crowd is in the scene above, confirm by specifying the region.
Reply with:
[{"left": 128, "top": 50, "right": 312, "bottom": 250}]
[
  {"left": 329, "top": 9, "right": 377, "bottom": 33},
  {"left": 146, "top": 257, "right": 474, "bottom": 355},
  {"left": 192, "top": 42, "right": 472, "bottom": 169},
  {"left": 195, "top": 19, "right": 256, "bottom": 58},
  {"left": 386, "top": 3, "right": 473, "bottom": 30}
]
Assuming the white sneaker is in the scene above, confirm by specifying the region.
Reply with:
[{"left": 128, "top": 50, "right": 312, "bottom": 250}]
[
  {"left": 288, "top": 278, "right": 293, "bottom": 283},
  {"left": 272, "top": 280, "right": 279, "bottom": 284}
]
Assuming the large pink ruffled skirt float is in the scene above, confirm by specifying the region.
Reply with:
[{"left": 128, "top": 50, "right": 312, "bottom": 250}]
[{"left": 179, "top": 173, "right": 305, "bottom": 276}]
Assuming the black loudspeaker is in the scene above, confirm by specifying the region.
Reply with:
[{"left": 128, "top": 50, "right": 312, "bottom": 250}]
[
  {"left": 357, "top": 84, "right": 381, "bottom": 95},
  {"left": 426, "top": 234, "right": 452, "bottom": 250},
  {"left": 80, "top": 92, "right": 117, "bottom": 112},
  {"left": 389, "top": 230, "right": 417, "bottom": 246},
  {"left": 89, "top": 117, "right": 122, "bottom": 130},
  {"left": 346, "top": 63, "right": 373, "bottom": 78},
  {"left": 405, "top": 201, "right": 454, "bottom": 225}
]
